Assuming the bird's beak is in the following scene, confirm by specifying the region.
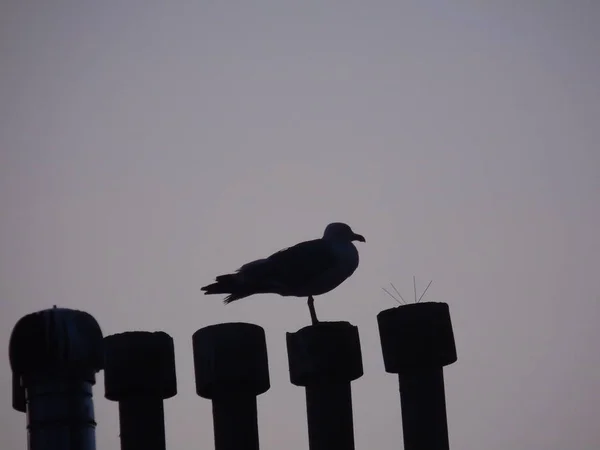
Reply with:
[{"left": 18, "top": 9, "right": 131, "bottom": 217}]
[{"left": 353, "top": 233, "right": 366, "bottom": 243}]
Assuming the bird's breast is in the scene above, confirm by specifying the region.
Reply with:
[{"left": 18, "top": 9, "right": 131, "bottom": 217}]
[
  {"left": 333, "top": 242, "right": 359, "bottom": 272},
  {"left": 306, "top": 242, "right": 359, "bottom": 296}
]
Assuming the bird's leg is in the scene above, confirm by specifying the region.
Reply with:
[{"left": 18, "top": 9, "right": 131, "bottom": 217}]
[{"left": 307, "top": 295, "right": 319, "bottom": 325}]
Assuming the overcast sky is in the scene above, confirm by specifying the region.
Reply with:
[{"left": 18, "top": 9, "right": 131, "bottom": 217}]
[{"left": 1, "top": 1, "right": 599, "bottom": 449}]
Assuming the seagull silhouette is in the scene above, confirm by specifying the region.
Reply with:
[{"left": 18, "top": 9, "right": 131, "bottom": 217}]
[{"left": 201, "top": 222, "right": 365, "bottom": 324}]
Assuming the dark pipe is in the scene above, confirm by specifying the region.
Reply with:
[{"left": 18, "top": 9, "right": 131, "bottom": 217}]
[
  {"left": 399, "top": 369, "right": 450, "bottom": 450},
  {"left": 118, "top": 397, "right": 166, "bottom": 450},
  {"left": 212, "top": 392, "right": 258, "bottom": 450},
  {"left": 286, "top": 321, "right": 363, "bottom": 450},
  {"left": 9, "top": 307, "right": 104, "bottom": 450},
  {"left": 25, "top": 379, "right": 96, "bottom": 450},
  {"left": 104, "top": 331, "right": 177, "bottom": 450},
  {"left": 377, "top": 302, "right": 457, "bottom": 450},
  {"left": 305, "top": 381, "right": 354, "bottom": 450},
  {"left": 193, "top": 322, "right": 270, "bottom": 450}
]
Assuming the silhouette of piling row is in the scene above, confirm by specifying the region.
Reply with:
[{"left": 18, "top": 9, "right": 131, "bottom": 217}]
[{"left": 9, "top": 303, "right": 457, "bottom": 450}]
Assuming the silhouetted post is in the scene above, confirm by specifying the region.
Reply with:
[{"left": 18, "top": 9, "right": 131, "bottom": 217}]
[
  {"left": 9, "top": 307, "right": 104, "bottom": 450},
  {"left": 286, "top": 322, "right": 363, "bottom": 450},
  {"left": 193, "top": 323, "right": 270, "bottom": 450},
  {"left": 104, "top": 331, "right": 177, "bottom": 450},
  {"left": 377, "top": 302, "right": 457, "bottom": 450}
]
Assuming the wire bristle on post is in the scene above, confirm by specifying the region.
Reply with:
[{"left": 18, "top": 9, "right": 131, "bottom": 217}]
[{"left": 381, "top": 278, "right": 433, "bottom": 305}]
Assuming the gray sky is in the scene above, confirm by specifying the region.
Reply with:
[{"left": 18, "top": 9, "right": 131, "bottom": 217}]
[{"left": 1, "top": 1, "right": 599, "bottom": 449}]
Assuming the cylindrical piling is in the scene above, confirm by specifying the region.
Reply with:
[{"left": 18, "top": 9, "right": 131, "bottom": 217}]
[
  {"left": 9, "top": 307, "right": 104, "bottom": 450},
  {"left": 286, "top": 321, "right": 363, "bottom": 450},
  {"left": 377, "top": 302, "right": 457, "bottom": 450},
  {"left": 193, "top": 322, "right": 270, "bottom": 450},
  {"left": 104, "top": 331, "right": 177, "bottom": 450},
  {"left": 211, "top": 392, "right": 259, "bottom": 450}
]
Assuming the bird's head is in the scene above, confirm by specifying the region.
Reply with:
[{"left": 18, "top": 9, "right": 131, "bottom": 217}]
[{"left": 323, "top": 222, "right": 366, "bottom": 243}]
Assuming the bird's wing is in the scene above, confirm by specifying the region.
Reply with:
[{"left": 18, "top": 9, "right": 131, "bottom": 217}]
[{"left": 238, "top": 239, "right": 338, "bottom": 292}]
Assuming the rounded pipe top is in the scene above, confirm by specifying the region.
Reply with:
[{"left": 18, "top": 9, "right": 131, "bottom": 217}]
[
  {"left": 286, "top": 321, "right": 363, "bottom": 386},
  {"left": 193, "top": 322, "right": 270, "bottom": 399},
  {"left": 9, "top": 307, "right": 104, "bottom": 382},
  {"left": 377, "top": 302, "right": 457, "bottom": 373},
  {"left": 104, "top": 331, "right": 177, "bottom": 401}
]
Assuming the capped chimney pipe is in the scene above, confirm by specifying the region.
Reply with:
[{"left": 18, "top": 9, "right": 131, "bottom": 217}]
[
  {"left": 104, "top": 331, "right": 177, "bottom": 450},
  {"left": 193, "top": 323, "right": 270, "bottom": 450},
  {"left": 377, "top": 302, "right": 457, "bottom": 450},
  {"left": 9, "top": 307, "right": 104, "bottom": 450},
  {"left": 286, "top": 321, "right": 363, "bottom": 450}
]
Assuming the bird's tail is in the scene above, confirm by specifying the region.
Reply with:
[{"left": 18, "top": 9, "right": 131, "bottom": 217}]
[{"left": 201, "top": 274, "right": 251, "bottom": 304}]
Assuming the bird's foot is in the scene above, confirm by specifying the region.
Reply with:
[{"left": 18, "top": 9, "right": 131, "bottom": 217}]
[{"left": 308, "top": 296, "right": 319, "bottom": 325}]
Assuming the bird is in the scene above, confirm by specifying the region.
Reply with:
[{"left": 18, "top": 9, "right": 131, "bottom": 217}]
[{"left": 201, "top": 222, "right": 366, "bottom": 325}]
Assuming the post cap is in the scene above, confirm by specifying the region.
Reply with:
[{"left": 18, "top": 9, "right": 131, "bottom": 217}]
[
  {"left": 193, "top": 322, "right": 270, "bottom": 399},
  {"left": 286, "top": 321, "right": 363, "bottom": 386},
  {"left": 104, "top": 331, "right": 177, "bottom": 401},
  {"left": 9, "top": 307, "right": 104, "bottom": 383},
  {"left": 377, "top": 302, "right": 457, "bottom": 373}
]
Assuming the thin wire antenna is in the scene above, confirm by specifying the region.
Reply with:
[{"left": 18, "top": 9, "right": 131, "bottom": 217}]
[
  {"left": 413, "top": 276, "right": 417, "bottom": 303},
  {"left": 381, "top": 287, "right": 402, "bottom": 305},
  {"left": 390, "top": 283, "right": 407, "bottom": 305},
  {"left": 417, "top": 279, "right": 433, "bottom": 303}
]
